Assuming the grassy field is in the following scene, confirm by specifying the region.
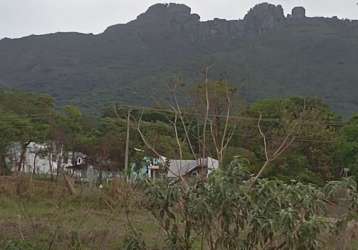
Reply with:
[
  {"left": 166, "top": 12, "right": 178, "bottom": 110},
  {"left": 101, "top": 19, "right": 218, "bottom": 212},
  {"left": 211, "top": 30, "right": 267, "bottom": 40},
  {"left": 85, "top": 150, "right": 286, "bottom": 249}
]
[
  {"left": 0, "top": 177, "right": 163, "bottom": 250},
  {"left": 1, "top": 176, "right": 358, "bottom": 250}
]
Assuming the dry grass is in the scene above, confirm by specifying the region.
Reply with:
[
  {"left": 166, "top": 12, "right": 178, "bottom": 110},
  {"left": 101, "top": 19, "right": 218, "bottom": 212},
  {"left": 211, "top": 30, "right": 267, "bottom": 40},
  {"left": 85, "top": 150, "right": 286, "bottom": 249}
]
[{"left": 0, "top": 176, "right": 163, "bottom": 250}]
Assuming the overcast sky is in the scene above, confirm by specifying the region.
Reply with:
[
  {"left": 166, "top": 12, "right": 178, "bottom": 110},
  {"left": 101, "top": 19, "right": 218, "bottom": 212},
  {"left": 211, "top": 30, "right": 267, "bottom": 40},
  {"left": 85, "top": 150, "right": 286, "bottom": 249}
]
[{"left": 1, "top": 0, "right": 357, "bottom": 39}]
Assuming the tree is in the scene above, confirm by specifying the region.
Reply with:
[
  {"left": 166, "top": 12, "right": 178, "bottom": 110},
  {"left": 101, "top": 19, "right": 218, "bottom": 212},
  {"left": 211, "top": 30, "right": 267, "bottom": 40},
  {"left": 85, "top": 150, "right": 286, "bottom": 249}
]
[
  {"left": 0, "top": 91, "right": 54, "bottom": 174},
  {"left": 337, "top": 114, "right": 358, "bottom": 181},
  {"left": 167, "top": 76, "right": 240, "bottom": 165},
  {"left": 192, "top": 79, "right": 239, "bottom": 163},
  {"left": 240, "top": 97, "right": 339, "bottom": 181},
  {"left": 49, "top": 105, "right": 95, "bottom": 176},
  {"left": 0, "top": 112, "right": 22, "bottom": 174}
]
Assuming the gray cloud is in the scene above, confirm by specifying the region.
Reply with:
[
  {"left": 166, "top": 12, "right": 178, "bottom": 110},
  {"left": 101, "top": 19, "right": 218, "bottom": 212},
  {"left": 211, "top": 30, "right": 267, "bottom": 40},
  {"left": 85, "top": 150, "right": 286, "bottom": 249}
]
[{"left": 0, "top": 0, "right": 357, "bottom": 39}]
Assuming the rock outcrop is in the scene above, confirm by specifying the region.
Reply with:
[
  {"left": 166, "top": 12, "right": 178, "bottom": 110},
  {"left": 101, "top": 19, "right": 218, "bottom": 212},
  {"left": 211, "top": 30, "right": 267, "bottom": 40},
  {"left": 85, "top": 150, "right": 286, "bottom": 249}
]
[
  {"left": 135, "top": 3, "right": 197, "bottom": 24},
  {"left": 244, "top": 3, "right": 285, "bottom": 34},
  {"left": 291, "top": 7, "right": 306, "bottom": 19},
  {"left": 105, "top": 3, "right": 287, "bottom": 42},
  {"left": 104, "top": 3, "right": 243, "bottom": 44}
]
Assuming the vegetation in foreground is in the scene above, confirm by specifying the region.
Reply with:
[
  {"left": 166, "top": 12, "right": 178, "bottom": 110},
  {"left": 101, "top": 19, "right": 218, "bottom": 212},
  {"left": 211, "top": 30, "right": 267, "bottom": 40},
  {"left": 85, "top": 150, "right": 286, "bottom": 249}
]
[
  {"left": 0, "top": 177, "right": 161, "bottom": 249},
  {"left": 0, "top": 166, "right": 358, "bottom": 249}
]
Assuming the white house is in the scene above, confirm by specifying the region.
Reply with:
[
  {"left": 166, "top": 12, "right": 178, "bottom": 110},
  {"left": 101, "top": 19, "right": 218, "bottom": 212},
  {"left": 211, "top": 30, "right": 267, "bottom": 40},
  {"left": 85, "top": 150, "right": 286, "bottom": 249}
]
[
  {"left": 8, "top": 143, "right": 82, "bottom": 176},
  {"left": 167, "top": 157, "right": 219, "bottom": 179}
]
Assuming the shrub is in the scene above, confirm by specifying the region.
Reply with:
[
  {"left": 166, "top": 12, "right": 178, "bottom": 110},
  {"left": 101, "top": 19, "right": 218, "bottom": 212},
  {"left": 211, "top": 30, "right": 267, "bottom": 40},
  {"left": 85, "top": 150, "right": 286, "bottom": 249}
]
[{"left": 142, "top": 159, "right": 358, "bottom": 249}]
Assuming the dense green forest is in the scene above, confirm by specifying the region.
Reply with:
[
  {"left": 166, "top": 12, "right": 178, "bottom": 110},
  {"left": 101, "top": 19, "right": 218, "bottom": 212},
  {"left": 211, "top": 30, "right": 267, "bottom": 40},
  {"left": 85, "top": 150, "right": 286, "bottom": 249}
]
[{"left": 1, "top": 81, "right": 358, "bottom": 184}]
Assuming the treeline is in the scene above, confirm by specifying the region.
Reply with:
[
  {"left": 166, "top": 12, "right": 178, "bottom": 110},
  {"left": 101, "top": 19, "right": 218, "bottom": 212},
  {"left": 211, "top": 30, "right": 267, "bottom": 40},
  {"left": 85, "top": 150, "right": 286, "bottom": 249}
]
[
  {"left": 0, "top": 82, "right": 358, "bottom": 184},
  {"left": 0, "top": 89, "right": 179, "bottom": 176}
]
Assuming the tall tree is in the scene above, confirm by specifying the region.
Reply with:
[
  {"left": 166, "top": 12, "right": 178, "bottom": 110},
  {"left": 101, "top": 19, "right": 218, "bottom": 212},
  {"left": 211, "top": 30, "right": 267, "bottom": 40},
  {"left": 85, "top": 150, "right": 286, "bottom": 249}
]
[{"left": 337, "top": 114, "right": 358, "bottom": 180}]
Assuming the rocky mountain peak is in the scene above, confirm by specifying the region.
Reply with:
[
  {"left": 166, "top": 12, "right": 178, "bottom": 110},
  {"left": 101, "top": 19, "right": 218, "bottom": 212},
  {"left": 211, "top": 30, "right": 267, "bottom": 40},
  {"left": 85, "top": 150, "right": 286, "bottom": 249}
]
[
  {"left": 104, "top": 3, "right": 200, "bottom": 36},
  {"left": 136, "top": 3, "right": 199, "bottom": 24},
  {"left": 244, "top": 3, "right": 285, "bottom": 33},
  {"left": 148, "top": 3, "right": 191, "bottom": 16}
]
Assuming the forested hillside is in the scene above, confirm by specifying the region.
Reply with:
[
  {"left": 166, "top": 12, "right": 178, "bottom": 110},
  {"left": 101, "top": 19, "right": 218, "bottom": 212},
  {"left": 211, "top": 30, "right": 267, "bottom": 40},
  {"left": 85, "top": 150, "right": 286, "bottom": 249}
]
[{"left": 1, "top": 3, "right": 358, "bottom": 115}]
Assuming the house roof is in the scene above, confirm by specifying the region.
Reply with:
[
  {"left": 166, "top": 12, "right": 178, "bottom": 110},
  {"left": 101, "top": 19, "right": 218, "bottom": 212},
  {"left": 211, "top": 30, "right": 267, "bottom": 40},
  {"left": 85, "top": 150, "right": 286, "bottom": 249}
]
[{"left": 167, "top": 157, "right": 219, "bottom": 178}]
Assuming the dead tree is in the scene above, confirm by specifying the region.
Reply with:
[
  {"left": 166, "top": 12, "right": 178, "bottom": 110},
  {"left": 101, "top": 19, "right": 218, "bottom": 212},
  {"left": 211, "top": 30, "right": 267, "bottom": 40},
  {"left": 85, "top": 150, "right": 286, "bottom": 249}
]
[{"left": 251, "top": 100, "right": 307, "bottom": 185}]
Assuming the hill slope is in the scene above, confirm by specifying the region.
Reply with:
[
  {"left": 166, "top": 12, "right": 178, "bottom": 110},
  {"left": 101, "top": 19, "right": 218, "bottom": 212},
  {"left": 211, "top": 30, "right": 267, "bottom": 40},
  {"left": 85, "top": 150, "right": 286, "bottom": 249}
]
[{"left": 1, "top": 3, "right": 358, "bottom": 115}]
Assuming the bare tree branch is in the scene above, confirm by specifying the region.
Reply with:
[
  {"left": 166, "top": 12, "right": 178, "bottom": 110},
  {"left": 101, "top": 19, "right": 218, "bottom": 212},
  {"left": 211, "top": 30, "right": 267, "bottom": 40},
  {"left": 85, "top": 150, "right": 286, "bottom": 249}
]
[
  {"left": 210, "top": 120, "right": 220, "bottom": 160},
  {"left": 257, "top": 113, "right": 269, "bottom": 162},
  {"left": 173, "top": 90, "right": 197, "bottom": 160},
  {"left": 251, "top": 100, "right": 308, "bottom": 186},
  {"left": 172, "top": 113, "right": 183, "bottom": 160},
  {"left": 136, "top": 111, "right": 162, "bottom": 158},
  {"left": 202, "top": 66, "right": 210, "bottom": 160},
  {"left": 217, "top": 84, "right": 235, "bottom": 164},
  {"left": 135, "top": 110, "right": 189, "bottom": 188},
  {"left": 222, "top": 126, "right": 236, "bottom": 154}
]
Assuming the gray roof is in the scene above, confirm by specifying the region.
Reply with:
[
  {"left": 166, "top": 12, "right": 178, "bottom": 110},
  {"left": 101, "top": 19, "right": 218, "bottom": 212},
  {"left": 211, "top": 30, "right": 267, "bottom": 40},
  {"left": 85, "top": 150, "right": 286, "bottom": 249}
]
[{"left": 167, "top": 157, "right": 219, "bottom": 178}]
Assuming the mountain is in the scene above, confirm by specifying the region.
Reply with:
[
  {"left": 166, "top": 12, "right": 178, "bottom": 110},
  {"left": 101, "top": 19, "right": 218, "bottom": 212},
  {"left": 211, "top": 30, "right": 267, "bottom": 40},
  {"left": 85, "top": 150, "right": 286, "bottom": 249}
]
[{"left": 1, "top": 3, "right": 358, "bottom": 115}]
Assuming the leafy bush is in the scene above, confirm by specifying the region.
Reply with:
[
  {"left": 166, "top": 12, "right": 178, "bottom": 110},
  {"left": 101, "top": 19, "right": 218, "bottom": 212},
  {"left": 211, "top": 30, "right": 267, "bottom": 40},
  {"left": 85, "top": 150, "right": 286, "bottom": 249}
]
[{"left": 143, "top": 159, "right": 358, "bottom": 249}]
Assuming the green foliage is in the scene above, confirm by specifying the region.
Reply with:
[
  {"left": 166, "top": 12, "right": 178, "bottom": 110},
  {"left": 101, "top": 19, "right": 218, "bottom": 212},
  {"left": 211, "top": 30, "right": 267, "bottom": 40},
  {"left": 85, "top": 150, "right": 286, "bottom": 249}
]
[
  {"left": 337, "top": 114, "right": 358, "bottom": 181},
  {"left": 121, "top": 232, "right": 147, "bottom": 250},
  {"left": 0, "top": 91, "right": 55, "bottom": 173},
  {"left": 239, "top": 97, "right": 340, "bottom": 181},
  {"left": 1, "top": 240, "right": 37, "bottom": 250},
  {"left": 143, "top": 160, "right": 358, "bottom": 249},
  {"left": 0, "top": 88, "right": 353, "bottom": 184},
  {"left": 57, "top": 106, "right": 96, "bottom": 153},
  {"left": 268, "top": 153, "right": 324, "bottom": 185}
]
